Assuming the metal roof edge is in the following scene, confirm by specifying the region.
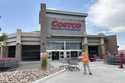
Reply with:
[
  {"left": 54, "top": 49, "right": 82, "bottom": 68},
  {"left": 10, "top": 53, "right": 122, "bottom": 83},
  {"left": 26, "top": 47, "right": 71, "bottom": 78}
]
[{"left": 46, "top": 9, "right": 88, "bottom": 17}]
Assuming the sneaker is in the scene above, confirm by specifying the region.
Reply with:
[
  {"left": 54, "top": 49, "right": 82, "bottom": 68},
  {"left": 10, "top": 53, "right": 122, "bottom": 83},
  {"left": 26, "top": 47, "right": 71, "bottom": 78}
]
[{"left": 89, "top": 72, "right": 92, "bottom": 75}]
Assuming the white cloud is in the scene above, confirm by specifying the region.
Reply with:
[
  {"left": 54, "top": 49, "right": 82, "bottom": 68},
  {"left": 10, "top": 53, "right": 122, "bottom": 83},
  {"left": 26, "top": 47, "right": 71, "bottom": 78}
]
[
  {"left": 88, "top": 0, "right": 125, "bottom": 32},
  {"left": 97, "top": 30, "right": 116, "bottom": 35}
]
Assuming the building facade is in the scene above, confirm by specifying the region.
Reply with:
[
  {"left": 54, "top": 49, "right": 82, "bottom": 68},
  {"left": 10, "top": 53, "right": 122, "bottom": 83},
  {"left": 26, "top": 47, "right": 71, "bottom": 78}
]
[{"left": 0, "top": 3, "right": 118, "bottom": 61}]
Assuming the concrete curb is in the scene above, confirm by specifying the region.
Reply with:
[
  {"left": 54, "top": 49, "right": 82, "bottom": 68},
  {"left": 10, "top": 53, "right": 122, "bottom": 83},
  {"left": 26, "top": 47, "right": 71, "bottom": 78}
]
[{"left": 32, "top": 69, "right": 66, "bottom": 83}]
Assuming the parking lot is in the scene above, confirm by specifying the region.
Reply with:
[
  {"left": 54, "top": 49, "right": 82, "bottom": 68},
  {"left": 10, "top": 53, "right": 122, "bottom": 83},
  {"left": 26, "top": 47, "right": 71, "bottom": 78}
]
[{"left": 43, "top": 61, "right": 125, "bottom": 83}]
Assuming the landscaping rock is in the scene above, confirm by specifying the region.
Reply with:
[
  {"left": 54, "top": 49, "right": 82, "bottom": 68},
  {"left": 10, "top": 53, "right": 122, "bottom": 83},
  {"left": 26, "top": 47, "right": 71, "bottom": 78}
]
[{"left": 0, "top": 67, "right": 61, "bottom": 83}]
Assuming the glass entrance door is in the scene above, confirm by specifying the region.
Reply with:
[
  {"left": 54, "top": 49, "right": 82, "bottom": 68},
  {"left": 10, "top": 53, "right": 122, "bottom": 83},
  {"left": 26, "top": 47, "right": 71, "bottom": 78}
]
[
  {"left": 47, "top": 50, "right": 64, "bottom": 60},
  {"left": 48, "top": 50, "right": 81, "bottom": 60},
  {"left": 71, "top": 51, "right": 78, "bottom": 58},
  {"left": 66, "top": 50, "right": 81, "bottom": 58},
  {"left": 47, "top": 41, "right": 82, "bottom": 60},
  {"left": 52, "top": 51, "right": 59, "bottom": 60}
]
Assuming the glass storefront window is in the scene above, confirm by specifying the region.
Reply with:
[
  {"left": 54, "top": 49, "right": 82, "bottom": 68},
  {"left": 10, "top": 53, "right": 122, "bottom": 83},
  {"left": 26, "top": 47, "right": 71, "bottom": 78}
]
[
  {"left": 47, "top": 42, "right": 64, "bottom": 50},
  {"left": 66, "top": 42, "right": 81, "bottom": 50},
  {"left": 47, "top": 41, "right": 81, "bottom": 50}
]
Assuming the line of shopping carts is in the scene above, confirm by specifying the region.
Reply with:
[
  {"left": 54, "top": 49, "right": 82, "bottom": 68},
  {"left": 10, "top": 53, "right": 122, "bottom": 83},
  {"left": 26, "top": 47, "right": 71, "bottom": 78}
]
[{"left": 59, "top": 57, "right": 80, "bottom": 71}]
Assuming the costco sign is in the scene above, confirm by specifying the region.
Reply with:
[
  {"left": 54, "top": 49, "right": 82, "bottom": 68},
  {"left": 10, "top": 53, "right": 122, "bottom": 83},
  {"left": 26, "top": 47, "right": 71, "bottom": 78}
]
[{"left": 51, "top": 20, "right": 81, "bottom": 30}]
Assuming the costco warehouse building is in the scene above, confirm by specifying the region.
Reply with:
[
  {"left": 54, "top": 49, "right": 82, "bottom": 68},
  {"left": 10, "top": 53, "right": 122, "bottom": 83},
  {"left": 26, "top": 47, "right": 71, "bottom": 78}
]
[{"left": 0, "top": 3, "right": 118, "bottom": 61}]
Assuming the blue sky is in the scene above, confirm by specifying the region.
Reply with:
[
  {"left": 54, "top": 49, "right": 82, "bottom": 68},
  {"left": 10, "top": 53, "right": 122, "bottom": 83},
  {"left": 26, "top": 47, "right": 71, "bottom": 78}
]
[
  {"left": 0, "top": 0, "right": 95, "bottom": 32},
  {"left": 0, "top": 0, "right": 125, "bottom": 50}
]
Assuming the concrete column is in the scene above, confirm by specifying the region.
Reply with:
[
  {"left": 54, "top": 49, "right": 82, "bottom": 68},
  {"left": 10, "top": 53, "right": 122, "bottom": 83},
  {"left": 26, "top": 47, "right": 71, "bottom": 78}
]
[
  {"left": 81, "top": 37, "right": 88, "bottom": 52},
  {"left": 0, "top": 46, "right": 1, "bottom": 57},
  {"left": 83, "top": 32, "right": 88, "bottom": 51},
  {"left": 84, "top": 44, "right": 88, "bottom": 51},
  {"left": 82, "top": 32, "right": 88, "bottom": 51},
  {"left": 2, "top": 42, "right": 8, "bottom": 57},
  {"left": 16, "top": 44, "right": 22, "bottom": 60},
  {"left": 0, "top": 46, "right": 7, "bottom": 57},
  {"left": 16, "top": 29, "right": 22, "bottom": 61},
  {"left": 100, "top": 37, "right": 104, "bottom": 45},
  {"left": 0, "top": 42, "right": 6, "bottom": 57},
  {"left": 3, "top": 46, "right": 6, "bottom": 57},
  {"left": 1, "top": 45, "right": 4, "bottom": 57},
  {"left": 100, "top": 45, "right": 105, "bottom": 57},
  {"left": 5, "top": 46, "right": 8, "bottom": 57},
  {"left": 100, "top": 37, "right": 105, "bottom": 58},
  {"left": 39, "top": 3, "right": 47, "bottom": 53}
]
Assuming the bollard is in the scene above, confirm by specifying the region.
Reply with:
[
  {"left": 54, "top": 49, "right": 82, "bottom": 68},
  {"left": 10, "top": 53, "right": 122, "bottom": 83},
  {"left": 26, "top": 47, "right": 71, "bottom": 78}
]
[{"left": 119, "top": 52, "right": 124, "bottom": 69}]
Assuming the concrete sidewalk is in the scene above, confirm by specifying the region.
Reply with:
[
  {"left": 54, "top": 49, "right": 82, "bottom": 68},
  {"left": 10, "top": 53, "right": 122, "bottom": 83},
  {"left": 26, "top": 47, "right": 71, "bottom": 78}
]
[
  {"left": 43, "top": 61, "right": 125, "bottom": 83},
  {"left": 16, "top": 61, "right": 41, "bottom": 70}
]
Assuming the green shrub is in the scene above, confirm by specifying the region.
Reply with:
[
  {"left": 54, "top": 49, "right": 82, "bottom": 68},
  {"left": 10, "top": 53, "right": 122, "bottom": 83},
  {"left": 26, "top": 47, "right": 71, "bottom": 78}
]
[
  {"left": 41, "top": 58, "right": 48, "bottom": 70},
  {"left": 41, "top": 52, "right": 48, "bottom": 70}
]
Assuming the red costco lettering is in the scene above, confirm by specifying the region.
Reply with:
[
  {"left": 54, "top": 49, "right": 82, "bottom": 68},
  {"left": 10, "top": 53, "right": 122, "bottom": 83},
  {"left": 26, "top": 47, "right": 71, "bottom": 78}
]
[{"left": 51, "top": 20, "right": 81, "bottom": 30}]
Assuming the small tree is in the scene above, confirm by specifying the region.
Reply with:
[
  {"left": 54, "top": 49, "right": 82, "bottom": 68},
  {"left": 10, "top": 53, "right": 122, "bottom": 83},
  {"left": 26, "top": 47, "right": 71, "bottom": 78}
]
[{"left": 0, "top": 33, "right": 7, "bottom": 41}]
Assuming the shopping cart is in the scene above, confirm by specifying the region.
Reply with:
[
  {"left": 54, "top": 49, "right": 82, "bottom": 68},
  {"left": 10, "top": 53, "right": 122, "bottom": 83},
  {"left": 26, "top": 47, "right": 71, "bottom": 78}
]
[{"left": 65, "top": 57, "right": 80, "bottom": 71}]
